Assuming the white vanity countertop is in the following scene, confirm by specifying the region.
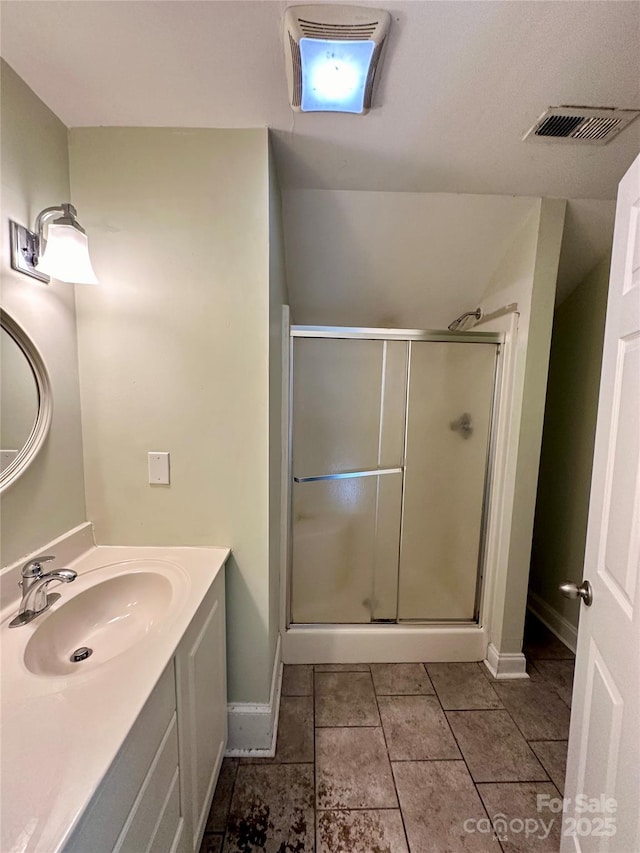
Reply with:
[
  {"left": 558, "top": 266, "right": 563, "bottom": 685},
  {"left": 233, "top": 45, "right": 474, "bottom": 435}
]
[{"left": 0, "top": 544, "right": 230, "bottom": 853}]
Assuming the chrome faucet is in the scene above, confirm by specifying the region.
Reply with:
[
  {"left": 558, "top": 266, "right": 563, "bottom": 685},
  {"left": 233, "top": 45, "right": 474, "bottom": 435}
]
[{"left": 9, "top": 555, "right": 77, "bottom": 628}]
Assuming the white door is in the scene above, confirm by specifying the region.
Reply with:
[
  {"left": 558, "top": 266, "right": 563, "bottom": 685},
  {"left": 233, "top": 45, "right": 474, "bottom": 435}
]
[{"left": 561, "top": 154, "right": 640, "bottom": 851}]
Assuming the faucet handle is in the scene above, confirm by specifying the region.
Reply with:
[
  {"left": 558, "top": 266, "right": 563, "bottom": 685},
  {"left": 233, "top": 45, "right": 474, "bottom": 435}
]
[{"left": 21, "top": 555, "right": 56, "bottom": 578}]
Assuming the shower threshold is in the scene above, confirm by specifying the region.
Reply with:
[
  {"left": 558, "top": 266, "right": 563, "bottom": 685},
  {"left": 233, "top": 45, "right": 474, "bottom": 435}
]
[{"left": 282, "top": 621, "right": 488, "bottom": 666}]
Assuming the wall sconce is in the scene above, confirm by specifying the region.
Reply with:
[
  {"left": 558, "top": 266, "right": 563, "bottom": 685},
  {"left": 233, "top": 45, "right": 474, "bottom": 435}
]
[{"left": 9, "top": 203, "right": 98, "bottom": 285}]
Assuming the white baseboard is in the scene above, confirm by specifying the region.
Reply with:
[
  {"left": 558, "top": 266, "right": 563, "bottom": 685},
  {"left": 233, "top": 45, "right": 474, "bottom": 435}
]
[
  {"left": 483, "top": 642, "right": 529, "bottom": 679},
  {"left": 282, "top": 624, "right": 487, "bottom": 664},
  {"left": 527, "top": 592, "right": 577, "bottom": 654},
  {"left": 226, "top": 634, "right": 282, "bottom": 756}
]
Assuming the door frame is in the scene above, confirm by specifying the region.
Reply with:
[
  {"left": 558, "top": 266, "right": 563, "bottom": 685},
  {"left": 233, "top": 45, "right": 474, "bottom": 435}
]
[{"left": 290, "top": 325, "right": 502, "bottom": 343}]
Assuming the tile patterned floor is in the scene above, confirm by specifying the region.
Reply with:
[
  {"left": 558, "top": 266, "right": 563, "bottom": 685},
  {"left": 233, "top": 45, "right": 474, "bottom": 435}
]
[{"left": 200, "top": 616, "right": 575, "bottom": 852}]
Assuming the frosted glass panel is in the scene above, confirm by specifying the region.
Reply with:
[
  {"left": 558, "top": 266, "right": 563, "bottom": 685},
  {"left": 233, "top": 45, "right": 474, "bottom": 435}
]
[
  {"left": 292, "top": 476, "right": 377, "bottom": 623},
  {"left": 292, "top": 338, "right": 406, "bottom": 476},
  {"left": 292, "top": 471, "right": 403, "bottom": 623},
  {"left": 398, "top": 342, "right": 496, "bottom": 621},
  {"left": 292, "top": 338, "right": 383, "bottom": 476},
  {"left": 290, "top": 336, "right": 407, "bottom": 624},
  {"left": 290, "top": 333, "right": 498, "bottom": 625}
]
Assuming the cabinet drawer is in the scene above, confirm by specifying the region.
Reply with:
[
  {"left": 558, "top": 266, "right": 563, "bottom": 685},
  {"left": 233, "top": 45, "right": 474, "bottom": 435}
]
[
  {"left": 64, "top": 662, "right": 176, "bottom": 853},
  {"left": 114, "top": 713, "right": 179, "bottom": 853}
]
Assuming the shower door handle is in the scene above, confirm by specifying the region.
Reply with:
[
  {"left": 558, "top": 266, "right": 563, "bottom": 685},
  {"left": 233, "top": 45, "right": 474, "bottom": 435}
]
[{"left": 294, "top": 467, "right": 403, "bottom": 483}]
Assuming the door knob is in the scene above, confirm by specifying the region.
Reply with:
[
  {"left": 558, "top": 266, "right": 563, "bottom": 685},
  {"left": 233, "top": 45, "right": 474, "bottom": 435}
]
[{"left": 559, "top": 580, "right": 593, "bottom": 607}]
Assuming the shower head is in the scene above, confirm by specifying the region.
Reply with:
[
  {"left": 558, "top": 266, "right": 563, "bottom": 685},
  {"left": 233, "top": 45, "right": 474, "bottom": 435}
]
[{"left": 448, "top": 308, "right": 482, "bottom": 332}]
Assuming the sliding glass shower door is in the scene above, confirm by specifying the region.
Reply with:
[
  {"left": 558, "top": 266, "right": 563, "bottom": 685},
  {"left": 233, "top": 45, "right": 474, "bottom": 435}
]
[
  {"left": 289, "top": 330, "right": 499, "bottom": 625},
  {"left": 291, "top": 337, "right": 405, "bottom": 623},
  {"left": 398, "top": 341, "right": 497, "bottom": 620}
]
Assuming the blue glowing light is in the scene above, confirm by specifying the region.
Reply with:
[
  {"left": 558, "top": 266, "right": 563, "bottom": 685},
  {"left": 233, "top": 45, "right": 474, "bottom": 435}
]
[{"left": 300, "top": 38, "right": 375, "bottom": 114}]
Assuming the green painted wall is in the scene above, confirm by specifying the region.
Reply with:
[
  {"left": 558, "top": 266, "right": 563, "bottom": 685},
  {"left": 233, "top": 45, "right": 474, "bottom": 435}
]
[{"left": 529, "top": 256, "right": 610, "bottom": 628}]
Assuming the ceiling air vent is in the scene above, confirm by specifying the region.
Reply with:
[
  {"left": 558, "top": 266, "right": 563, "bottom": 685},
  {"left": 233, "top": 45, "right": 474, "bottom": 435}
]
[{"left": 523, "top": 106, "right": 640, "bottom": 145}]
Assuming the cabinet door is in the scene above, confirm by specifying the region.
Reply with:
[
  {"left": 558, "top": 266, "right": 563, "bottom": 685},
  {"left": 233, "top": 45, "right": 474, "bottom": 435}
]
[
  {"left": 175, "top": 569, "right": 227, "bottom": 853},
  {"left": 64, "top": 663, "right": 177, "bottom": 853}
]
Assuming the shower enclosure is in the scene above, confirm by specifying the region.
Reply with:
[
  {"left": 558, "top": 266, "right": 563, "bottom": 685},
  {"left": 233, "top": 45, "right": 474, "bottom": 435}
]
[{"left": 288, "top": 326, "right": 502, "bottom": 628}]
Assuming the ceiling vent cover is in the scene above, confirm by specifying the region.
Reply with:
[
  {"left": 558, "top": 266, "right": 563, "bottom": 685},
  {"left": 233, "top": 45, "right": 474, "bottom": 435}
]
[
  {"left": 284, "top": 4, "right": 391, "bottom": 114},
  {"left": 523, "top": 106, "right": 640, "bottom": 145}
]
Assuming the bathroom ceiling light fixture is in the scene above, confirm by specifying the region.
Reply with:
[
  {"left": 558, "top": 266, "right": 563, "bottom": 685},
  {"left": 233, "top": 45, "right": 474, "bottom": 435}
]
[
  {"left": 9, "top": 203, "right": 99, "bottom": 285},
  {"left": 284, "top": 4, "right": 391, "bottom": 114}
]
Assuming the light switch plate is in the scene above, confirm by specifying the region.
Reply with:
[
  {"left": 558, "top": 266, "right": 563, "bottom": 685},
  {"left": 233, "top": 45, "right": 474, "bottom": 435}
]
[{"left": 148, "top": 451, "right": 170, "bottom": 485}]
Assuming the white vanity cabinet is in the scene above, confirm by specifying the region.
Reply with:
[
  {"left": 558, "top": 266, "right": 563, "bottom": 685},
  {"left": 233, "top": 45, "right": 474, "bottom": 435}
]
[
  {"left": 176, "top": 568, "right": 227, "bottom": 852},
  {"left": 63, "top": 568, "right": 226, "bottom": 853}
]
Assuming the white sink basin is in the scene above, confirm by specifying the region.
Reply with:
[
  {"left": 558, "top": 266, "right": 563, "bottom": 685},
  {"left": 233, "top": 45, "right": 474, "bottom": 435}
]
[{"left": 23, "top": 564, "right": 186, "bottom": 676}]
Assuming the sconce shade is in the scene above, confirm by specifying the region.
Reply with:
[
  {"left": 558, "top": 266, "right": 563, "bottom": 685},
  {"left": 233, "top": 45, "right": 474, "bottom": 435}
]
[{"left": 35, "top": 223, "right": 98, "bottom": 285}]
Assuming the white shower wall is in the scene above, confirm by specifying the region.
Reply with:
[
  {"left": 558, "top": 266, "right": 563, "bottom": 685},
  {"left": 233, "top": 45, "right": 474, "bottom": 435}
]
[{"left": 283, "top": 189, "right": 539, "bottom": 328}]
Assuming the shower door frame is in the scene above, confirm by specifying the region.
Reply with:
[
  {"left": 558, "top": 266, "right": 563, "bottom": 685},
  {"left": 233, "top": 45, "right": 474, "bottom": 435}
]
[{"left": 285, "top": 324, "right": 504, "bottom": 632}]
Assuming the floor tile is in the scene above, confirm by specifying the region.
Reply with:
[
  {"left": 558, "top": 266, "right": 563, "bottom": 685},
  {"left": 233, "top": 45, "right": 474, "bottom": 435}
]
[
  {"left": 315, "top": 671, "right": 380, "bottom": 726},
  {"left": 205, "top": 758, "right": 238, "bottom": 832},
  {"left": 378, "top": 695, "right": 460, "bottom": 760},
  {"left": 526, "top": 660, "right": 546, "bottom": 681},
  {"left": 447, "top": 711, "right": 548, "bottom": 783},
  {"left": 240, "top": 696, "right": 314, "bottom": 765},
  {"left": 393, "top": 760, "right": 502, "bottom": 852},
  {"left": 282, "top": 664, "right": 313, "bottom": 696},
  {"left": 212, "top": 658, "right": 575, "bottom": 848},
  {"left": 200, "top": 834, "right": 223, "bottom": 853},
  {"left": 317, "top": 809, "right": 408, "bottom": 853},
  {"left": 531, "top": 659, "right": 574, "bottom": 707},
  {"left": 427, "top": 662, "right": 503, "bottom": 709},
  {"left": 224, "top": 764, "right": 314, "bottom": 853},
  {"left": 477, "top": 782, "right": 562, "bottom": 852},
  {"left": 493, "top": 682, "right": 571, "bottom": 740},
  {"left": 523, "top": 615, "right": 575, "bottom": 661},
  {"left": 476, "top": 662, "right": 500, "bottom": 682},
  {"left": 275, "top": 695, "right": 314, "bottom": 762},
  {"left": 530, "top": 741, "right": 568, "bottom": 795},
  {"left": 370, "top": 662, "right": 434, "bottom": 695},
  {"left": 316, "top": 727, "right": 397, "bottom": 809}
]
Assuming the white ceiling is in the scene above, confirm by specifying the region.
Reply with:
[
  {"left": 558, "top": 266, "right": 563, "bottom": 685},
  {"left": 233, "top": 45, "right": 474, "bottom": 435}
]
[{"left": 1, "top": 0, "right": 638, "bottom": 299}]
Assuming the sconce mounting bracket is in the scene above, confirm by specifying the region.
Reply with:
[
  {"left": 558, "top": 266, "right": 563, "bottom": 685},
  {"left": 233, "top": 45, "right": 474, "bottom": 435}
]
[{"left": 9, "top": 220, "right": 50, "bottom": 284}]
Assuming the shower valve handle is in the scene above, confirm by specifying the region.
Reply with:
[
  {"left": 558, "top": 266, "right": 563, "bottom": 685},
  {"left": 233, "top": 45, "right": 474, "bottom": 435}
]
[{"left": 450, "top": 412, "right": 473, "bottom": 438}]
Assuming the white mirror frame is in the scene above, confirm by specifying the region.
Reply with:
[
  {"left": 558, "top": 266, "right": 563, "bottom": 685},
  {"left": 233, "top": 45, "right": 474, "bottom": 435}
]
[{"left": 0, "top": 311, "right": 53, "bottom": 492}]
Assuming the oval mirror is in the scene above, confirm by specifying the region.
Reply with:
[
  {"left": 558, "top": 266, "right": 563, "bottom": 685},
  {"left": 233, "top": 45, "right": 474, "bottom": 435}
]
[{"left": 0, "top": 311, "right": 52, "bottom": 491}]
